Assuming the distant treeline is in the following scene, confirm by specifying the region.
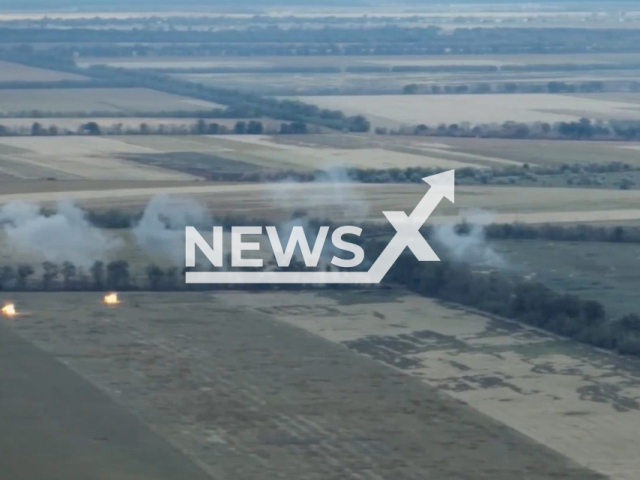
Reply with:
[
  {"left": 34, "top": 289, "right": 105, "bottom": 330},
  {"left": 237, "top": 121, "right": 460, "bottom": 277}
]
[
  {"left": 132, "top": 161, "right": 638, "bottom": 186},
  {"left": 1, "top": 119, "right": 313, "bottom": 136},
  {"left": 85, "top": 65, "right": 371, "bottom": 132},
  {"left": 385, "top": 250, "right": 640, "bottom": 356},
  {"left": 391, "top": 118, "right": 640, "bottom": 141},
  {"left": 0, "top": 53, "right": 371, "bottom": 132},
  {"left": 2, "top": 243, "right": 640, "bottom": 357},
  {"left": 0, "top": 53, "right": 370, "bottom": 132},
  {"left": 484, "top": 223, "right": 640, "bottom": 243},
  {"left": 0, "top": 260, "right": 183, "bottom": 292},
  {"left": 402, "top": 80, "right": 610, "bottom": 95},
  {"left": 4, "top": 26, "right": 640, "bottom": 55}
]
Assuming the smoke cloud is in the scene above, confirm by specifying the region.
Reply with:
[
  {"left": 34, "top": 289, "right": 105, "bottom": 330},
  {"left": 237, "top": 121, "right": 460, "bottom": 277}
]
[
  {"left": 267, "top": 165, "right": 369, "bottom": 221},
  {"left": 133, "top": 195, "right": 211, "bottom": 263},
  {"left": 432, "top": 211, "right": 505, "bottom": 267},
  {"left": 0, "top": 200, "right": 121, "bottom": 267}
]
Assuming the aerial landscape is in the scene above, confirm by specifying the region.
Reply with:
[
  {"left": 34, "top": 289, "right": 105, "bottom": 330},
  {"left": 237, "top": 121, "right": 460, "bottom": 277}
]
[{"left": 2, "top": 1, "right": 640, "bottom": 479}]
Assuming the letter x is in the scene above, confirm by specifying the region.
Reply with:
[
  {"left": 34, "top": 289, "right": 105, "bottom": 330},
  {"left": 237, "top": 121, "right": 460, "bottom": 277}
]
[{"left": 383, "top": 211, "right": 439, "bottom": 261}]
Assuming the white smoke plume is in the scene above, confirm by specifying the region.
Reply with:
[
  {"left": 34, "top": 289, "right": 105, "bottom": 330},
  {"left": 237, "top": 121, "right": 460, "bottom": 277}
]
[
  {"left": 319, "top": 166, "right": 370, "bottom": 221},
  {"left": 0, "top": 200, "right": 121, "bottom": 266},
  {"left": 432, "top": 210, "right": 504, "bottom": 267},
  {"left": 133, "top": 195, "right": 210, "bottom": 263},
  {"left": 267, "top": 165, "right": 369, "bottom": 222}
]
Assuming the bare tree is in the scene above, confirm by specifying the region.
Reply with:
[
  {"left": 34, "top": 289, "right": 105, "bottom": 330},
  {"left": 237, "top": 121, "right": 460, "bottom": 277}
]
[
  {"left": 62, "top": 261, "right": 77, "bottom": 290},
  {"left": 42, "top": 262, "right": 60, "bottom": 290}
]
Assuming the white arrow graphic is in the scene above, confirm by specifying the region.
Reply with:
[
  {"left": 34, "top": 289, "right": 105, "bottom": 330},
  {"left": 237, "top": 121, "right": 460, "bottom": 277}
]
[{"left": 186, "top": 170, "right": 455, "bottom": 284}]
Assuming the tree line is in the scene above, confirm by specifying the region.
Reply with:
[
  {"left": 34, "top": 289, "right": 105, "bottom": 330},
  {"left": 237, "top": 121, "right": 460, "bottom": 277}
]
[
  {"left": 68, "top": 160, "right": 637, "bottom": 193},
  {"left": 0, "top": 53, "right": 371, "bottom": 133},
  {"left": 0, "top": 261, "right": 176, "bottom": 292},
  {"left": 154, "top": 161, "right": 640, "bottom": 186},
  {"left": 391, "top": 118, "right": 640, "bottom": 141},
  {"left": 384, "top": 251, "right": 640, "bottom": 356},
  {"left": 83, "top": 65, "right": 371, "bottom": 132},
  {"left": 2, "top": 119, "right": 313, "bottom": 137},
  {"left": 402, "top": 80, "right": 609, "bottom": 95},
  {"left": 2, "top": 247, "right": 640, "bottom": 357},
  {"left": 484, "top": 223, "right": 640, "bottom": 244}
]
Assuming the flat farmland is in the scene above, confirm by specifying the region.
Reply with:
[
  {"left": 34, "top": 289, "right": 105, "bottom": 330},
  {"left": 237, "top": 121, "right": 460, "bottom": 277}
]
[
  {"left": 0, "top": 117, "right": 279, "bottom": 132},
  {"left": 174, "top": 70, "right": 640, "bottom": 95},
  {"left": 224, "top": 290, "right": 640, "bottom": 480},
  {"left": 116, "top": 134, "right": 517, "bottom": 171},
  {"left": 0, "top": 132, "right": 638, "bottom": 178},
  {"left": 390, "top": 136, "right": 640, "bottom": 168},
  {"left": 5, "top": 180, "right": 640, "bottom": 225},
  {"left": 284, "top": 93, "right": 640, "bottom": 128},
  {"left": 0, "top": 88, "right": 224, "bottom": 115},
  {"left": 271, "top": 134, "right": 640, "bottom": 168},
  {"left": 0, "top": 134, "right": 487, "bottom": 183},
  {"left": 125, "top": 133, "right": 638, "bottom": 171},
  {"left": 78, "top": 53, "right": 640, "bottom": 70},
  {"left": 1, "top": 291, "right": 601, "bottom": 480},
  {"left": 0, "top": 134, "right": 533, "bottom": 178},
  {"left": 2, "top": 134, "right": 640, "bottom": 225},
  {"left": 0, "top": 136, "right": 201, "bottom": 181},
  {"left": 0, "top": 60, "right": 88, "bottom": 82}
]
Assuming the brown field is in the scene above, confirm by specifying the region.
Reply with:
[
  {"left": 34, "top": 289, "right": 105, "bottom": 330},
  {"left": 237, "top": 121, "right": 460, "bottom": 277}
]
[
  {"left": 4, "top": 179, "right": 640, "bottom": 226},
  {"left": 0, "top": 133, "right": 639, "bottom": 225},
  {"left": 224, "top": 290, "right": 640, "bottom": 480},
  {"left": 0, "top": 134, "right": 534, "bottom": 180},
  {"left": 120, "top": 133, "right": 640, "bottom": 171},
  {"left": 0, "top": 136, "right": 201, "bottom": 181},
  {"left": 386, "top": 136, "right": 640, "bottom": 167},
  {"left": 4, "top": 134, "right": 632, "bottom": 176},
  {"left": 0, "top": 134, "right": 481, "bottom": 175},
  {"left": 1, "top": 291, "right": 603, "bottom": 480},
  {"left": 269, "top": 134, "right": 640, "bottom": 168},
  {"left": 283, "top": 93, "right": 640, "bottom": 128},
  {"left": 0, "top": 88, "right": 224, "bottom": 115},
  {"left": 1, "top": 134, "right": 640, "bottom": 226},
  {"left": 0, "top": 60, "right": 87, "bottom": 82},
  {"left": 116, "top": 134, "right": 524, "bottom": 170}
]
